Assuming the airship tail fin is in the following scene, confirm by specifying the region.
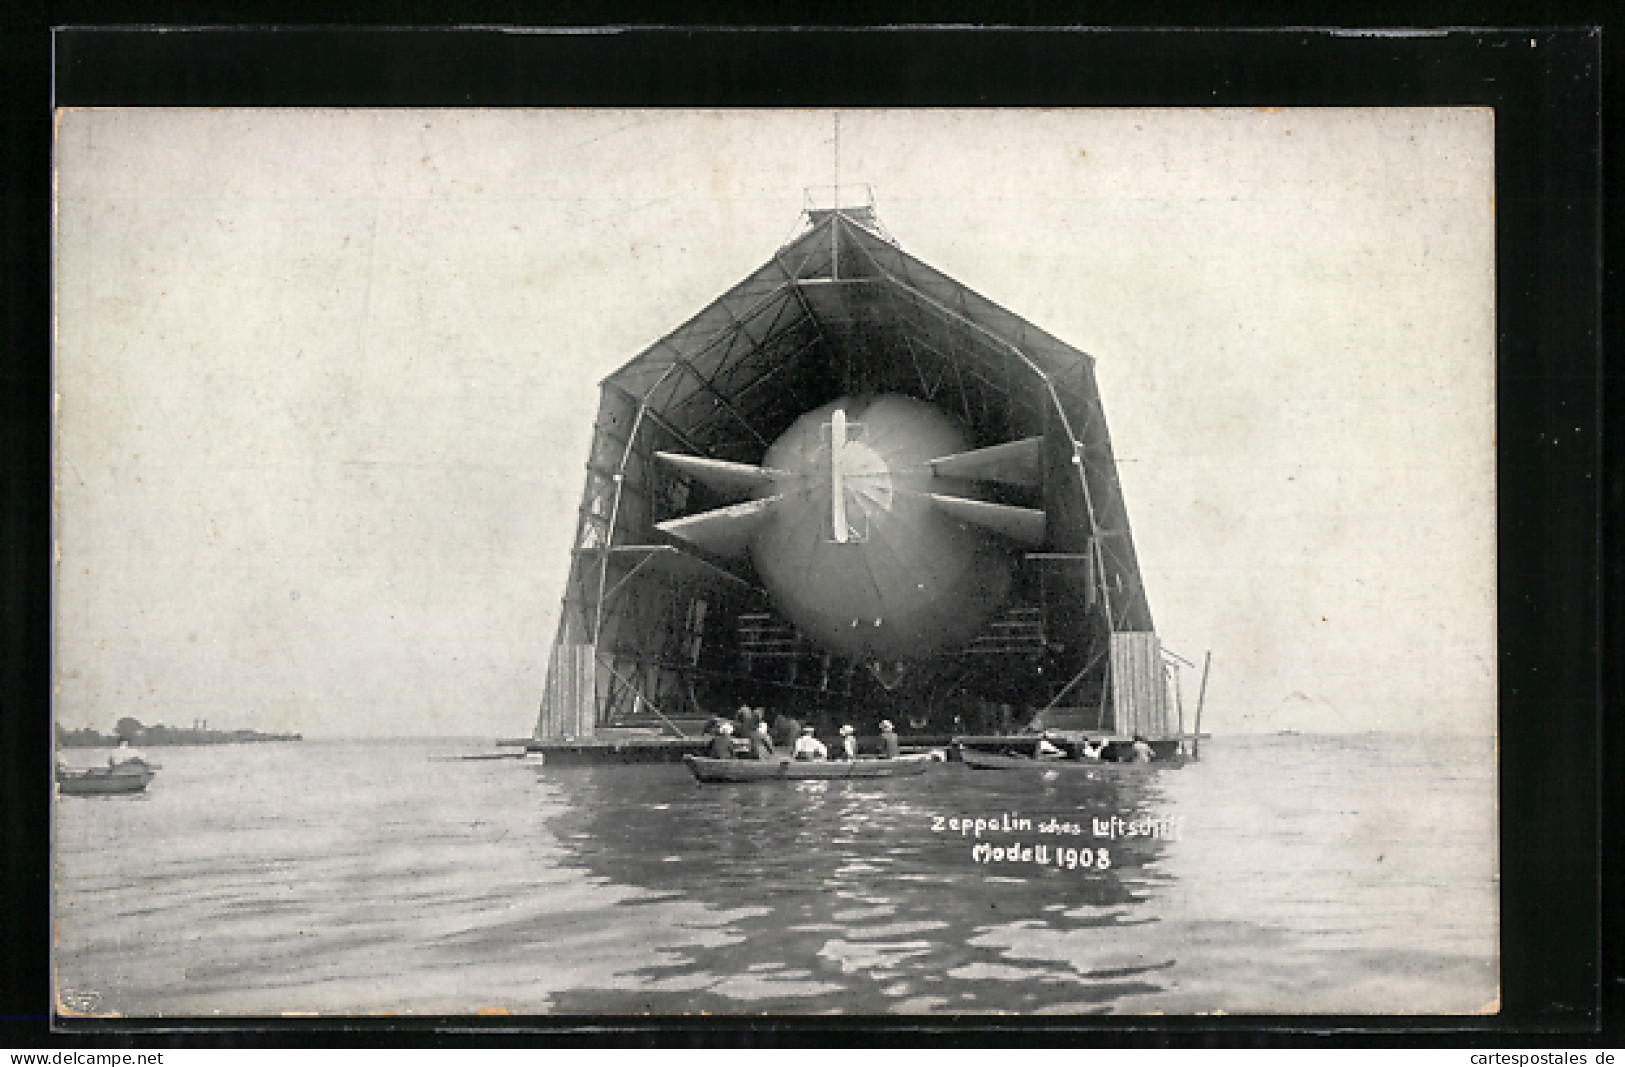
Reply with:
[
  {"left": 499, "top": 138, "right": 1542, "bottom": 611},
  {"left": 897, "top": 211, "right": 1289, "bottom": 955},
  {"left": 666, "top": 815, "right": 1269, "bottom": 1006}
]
[
  {"left": 927, "top": 436, "right": 1043, "bottom": 488},
  {"left": 655, "top": 452, "right": 786, "bottom": 499},
  {"left": 655, "top": 495, "right": 783, "bottom": 557},
  {"left": 926, "top": 493, "right": 1047, "bottom": 546}
]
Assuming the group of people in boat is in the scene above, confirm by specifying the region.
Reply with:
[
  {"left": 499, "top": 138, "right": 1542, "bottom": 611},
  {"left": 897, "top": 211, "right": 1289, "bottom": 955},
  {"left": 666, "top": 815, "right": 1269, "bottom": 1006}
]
[
  {"left": 1031, "top": 732, "right": 1157, "bottom": 763},
  {"left": 703, "top": 707, "right": 902, "bottom": 762}
]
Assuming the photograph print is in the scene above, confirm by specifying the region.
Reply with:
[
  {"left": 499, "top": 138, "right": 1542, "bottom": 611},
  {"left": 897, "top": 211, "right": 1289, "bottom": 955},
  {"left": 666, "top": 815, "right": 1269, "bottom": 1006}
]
[{"left": 52, "top": 107, "right": 1498, "bottom": 1017}]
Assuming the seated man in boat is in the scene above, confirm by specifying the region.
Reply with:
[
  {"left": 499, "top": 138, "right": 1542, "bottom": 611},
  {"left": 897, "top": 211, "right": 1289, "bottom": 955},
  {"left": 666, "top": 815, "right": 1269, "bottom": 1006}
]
[
  {"left": 749, "top": 721, "right": 776, "bottom": 760},
  {"left": 791, "top": 726, "right": 828, "bottom": 762},
  {"left": 1078, "top": 738, "right": 1104, "bottom": 760},
  {"left": 878, "top": 720, "right": 900, "bottom": 759},
  {"left": 770, "top": 714, "right": 801, "bottom": 748},
  {"left": 1035, "top": 733, "right": 1067, "bottom": 760},
  {"left": 706, "top": 721, "right": 736, "bottom": 759},
  {"left": 838, "top": 725, "right": 858, "bottom": 761},
  {"left": 1130, "top": 735, "right": 1155, "bottom": 763}
]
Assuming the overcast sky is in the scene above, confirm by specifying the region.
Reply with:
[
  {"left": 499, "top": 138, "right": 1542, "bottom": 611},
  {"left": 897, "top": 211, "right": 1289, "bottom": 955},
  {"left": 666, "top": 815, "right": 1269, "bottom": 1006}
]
[{"left": 54, "top": 108, "right": 1495, "bottom": 738}]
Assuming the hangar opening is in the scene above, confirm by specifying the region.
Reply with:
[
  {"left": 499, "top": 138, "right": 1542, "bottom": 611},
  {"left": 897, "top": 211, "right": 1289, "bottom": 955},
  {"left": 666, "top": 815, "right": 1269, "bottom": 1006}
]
[{"left": 539, "top": 199, "right": 1175, "bottom": 746}]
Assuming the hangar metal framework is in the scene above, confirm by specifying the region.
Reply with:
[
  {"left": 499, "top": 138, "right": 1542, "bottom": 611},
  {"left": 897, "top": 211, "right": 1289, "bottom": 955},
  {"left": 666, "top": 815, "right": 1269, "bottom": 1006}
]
[{"left": 538, "top": 204, "right": 1173, "bottom": 742}]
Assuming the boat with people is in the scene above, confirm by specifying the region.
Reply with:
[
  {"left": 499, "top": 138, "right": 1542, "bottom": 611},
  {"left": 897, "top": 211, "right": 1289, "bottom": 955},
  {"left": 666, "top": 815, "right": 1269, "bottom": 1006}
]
[
  {"left": 56, "top": 758, "right": 157, "bottom": 796},
  {"left": 684, "top": 752, "right": 936, "bottom": 783},
  {"left": 957, "top": 747, "right": 1187, "bottom": 773}
]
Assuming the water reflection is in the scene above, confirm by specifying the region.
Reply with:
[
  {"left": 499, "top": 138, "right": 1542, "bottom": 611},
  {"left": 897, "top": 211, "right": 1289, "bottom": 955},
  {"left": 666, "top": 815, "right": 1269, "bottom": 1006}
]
[
  {"left": 539, "top": 761, "right": 1178, "bottom": 1013},
  {"left": 52, "top": 736, "right": 1497, "bottom": 1015}
]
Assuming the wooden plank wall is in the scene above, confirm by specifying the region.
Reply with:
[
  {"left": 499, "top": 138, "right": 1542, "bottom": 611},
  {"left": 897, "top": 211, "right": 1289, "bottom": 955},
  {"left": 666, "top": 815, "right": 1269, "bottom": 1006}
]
[
  {"left": 1109, "top": 631, "right": 1172, "bottom": 738},
  {"left": 538, "top": 643, "right": 597, "bottom": 740}
]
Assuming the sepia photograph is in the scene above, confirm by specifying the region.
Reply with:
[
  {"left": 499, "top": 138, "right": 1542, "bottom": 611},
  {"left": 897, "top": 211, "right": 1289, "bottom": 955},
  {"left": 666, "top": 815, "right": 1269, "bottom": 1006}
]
[{"left": 52, "top": 107, "right": 1498, "bottom": 1018}]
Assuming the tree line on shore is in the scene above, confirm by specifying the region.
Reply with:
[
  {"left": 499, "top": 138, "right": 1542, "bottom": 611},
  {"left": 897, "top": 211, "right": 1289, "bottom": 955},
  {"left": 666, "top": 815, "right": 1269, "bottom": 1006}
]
[{"left": 55, "top": 717, "right": 302, "bottom": 748}]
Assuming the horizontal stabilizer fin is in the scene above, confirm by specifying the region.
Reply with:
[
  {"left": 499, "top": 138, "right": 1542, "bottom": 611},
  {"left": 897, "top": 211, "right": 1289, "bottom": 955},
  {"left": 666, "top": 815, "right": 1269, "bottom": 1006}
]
[
  {"left": 927, "top": 436, "right": 1043, "bottom": 488},
  {"left": 655, "top": 495, "right": 782, "bottom": 558},
  {"left": 655, "top": 452, "right": 783, "bottom": 499},
  {"left": 928, "top": 493, "right": 1047, "bottom": 546}
]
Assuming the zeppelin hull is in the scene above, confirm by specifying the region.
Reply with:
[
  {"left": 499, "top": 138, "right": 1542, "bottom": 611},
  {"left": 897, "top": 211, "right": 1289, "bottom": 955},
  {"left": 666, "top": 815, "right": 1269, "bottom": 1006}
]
[{"left": 751, "top": 396, "right": 1017, "bottom": 661}]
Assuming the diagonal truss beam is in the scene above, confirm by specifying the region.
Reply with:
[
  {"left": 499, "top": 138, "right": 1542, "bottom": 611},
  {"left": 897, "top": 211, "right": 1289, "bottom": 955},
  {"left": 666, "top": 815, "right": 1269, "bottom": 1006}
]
[{"left": 844, "top": 234, "right": 1125, "bottom": 631}]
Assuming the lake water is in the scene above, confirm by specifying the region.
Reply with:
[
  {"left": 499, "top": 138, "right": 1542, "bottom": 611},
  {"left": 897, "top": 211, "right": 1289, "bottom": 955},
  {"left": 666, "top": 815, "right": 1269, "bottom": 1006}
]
[{"left": 52, "top": 734, "right": 1497, "bottom": 1017}]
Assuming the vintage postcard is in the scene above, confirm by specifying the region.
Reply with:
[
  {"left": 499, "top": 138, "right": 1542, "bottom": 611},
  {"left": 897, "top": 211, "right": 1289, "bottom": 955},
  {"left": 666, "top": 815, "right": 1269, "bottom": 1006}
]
[{"left": 53, "top": 108, "right": 1497, "bottom": 1017}]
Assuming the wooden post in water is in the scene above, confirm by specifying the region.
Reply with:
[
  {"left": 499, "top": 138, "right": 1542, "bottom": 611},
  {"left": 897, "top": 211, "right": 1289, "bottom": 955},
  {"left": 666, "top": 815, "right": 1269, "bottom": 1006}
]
[
  {"left": 1173, "top": 662, "right": 1185, "bottom": 752},
  {"left": 1193, "top": 650, "right": 1212, "bottom": 758}
]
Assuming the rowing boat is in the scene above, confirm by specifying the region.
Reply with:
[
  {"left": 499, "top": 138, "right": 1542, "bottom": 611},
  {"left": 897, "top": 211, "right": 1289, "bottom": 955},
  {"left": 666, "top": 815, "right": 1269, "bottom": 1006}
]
[
  {"left": 684, "top": 753, "right": 935, "bottom": 782},
  {"left": 958, "top": 748, "right": 1187, "bottom": 772},
  {"left": 56, "top": 759, "right": 157, "bottom": 796}
]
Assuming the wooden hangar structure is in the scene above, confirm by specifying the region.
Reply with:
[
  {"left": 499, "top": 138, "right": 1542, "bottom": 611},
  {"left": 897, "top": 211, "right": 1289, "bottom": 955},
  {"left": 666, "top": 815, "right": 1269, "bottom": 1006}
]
[{"left": 538, "top": 203, "right": 1179, "bottom": 743}]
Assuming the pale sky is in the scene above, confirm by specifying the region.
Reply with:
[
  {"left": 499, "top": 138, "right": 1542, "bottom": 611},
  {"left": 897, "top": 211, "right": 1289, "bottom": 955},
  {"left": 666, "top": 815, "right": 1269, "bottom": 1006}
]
[{"left": 53, "top": 109, "right": 1496, "bottom": 738}]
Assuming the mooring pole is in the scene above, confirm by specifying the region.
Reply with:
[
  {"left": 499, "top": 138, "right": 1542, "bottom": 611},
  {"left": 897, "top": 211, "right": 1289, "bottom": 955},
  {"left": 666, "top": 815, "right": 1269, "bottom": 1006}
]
[
  {"left": 1193, "top": 650, "right": 1212, "bottom": 758},
  {"left": 831, "top": 113, "right": 841, "bottom": 281},
  {"left": 1173, "top": 662, "right": 1185, "bottom": 750}
]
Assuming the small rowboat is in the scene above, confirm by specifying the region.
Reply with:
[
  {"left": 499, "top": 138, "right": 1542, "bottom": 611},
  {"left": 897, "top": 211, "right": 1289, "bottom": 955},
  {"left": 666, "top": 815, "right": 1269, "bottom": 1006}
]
[
  {"left": 684, "top": 753, "right": 935, "bottom": 782},
  {"left": 958, "top": 748, "right": 1186, "bottom": 772},
  {"left": 56, "top": 759, "right": 156, "bottom": 796}
]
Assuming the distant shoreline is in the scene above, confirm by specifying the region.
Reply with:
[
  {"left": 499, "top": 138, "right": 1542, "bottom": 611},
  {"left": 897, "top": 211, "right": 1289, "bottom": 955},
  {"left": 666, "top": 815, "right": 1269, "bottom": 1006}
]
[{"left": 56, "top": 728, "right": 302, "bottom": 748}]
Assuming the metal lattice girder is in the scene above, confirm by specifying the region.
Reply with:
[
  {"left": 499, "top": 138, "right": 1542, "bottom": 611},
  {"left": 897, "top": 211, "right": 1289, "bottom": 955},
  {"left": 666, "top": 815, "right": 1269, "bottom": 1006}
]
[
  {"left": 706, "top": 317, "right": 819, "bottom": 400},
  {"left": 845, "top": 223, "right": 1093, "bottom": 382},
  {"left": 605, "top": 544, "right": 755, "bottom": 590},
  {"left": 607, "top": 275, "right": 795, "bottom": 398}
]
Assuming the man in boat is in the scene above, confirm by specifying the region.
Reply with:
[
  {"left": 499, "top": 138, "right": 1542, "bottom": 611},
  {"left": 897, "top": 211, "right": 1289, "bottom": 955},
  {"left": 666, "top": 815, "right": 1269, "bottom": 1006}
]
[
  {"left": 707, "top": 721, "right": 736, "bottom": 759},
  {"left": 1035, "top": 733, "right": 1067, "bottom": 760},
  {"left": 749, "top": 721, "right": 776, "bottom": 760},
  {"left": 1078, "top": 738, "right": 1104, "bottom": 760},
  {"left": 1130, "top": 735, "right": 1155, "bottom": 763},
  {"left": 838, "top": 725, "right": 858, "bottom": 761},
  {"left": 770, "top": 714, "right": 801, "bottom": 748},
  {"left": 791, "top": 725, "right": 828, "bottom": 761},
  {"left": 878, "top": 720, "right": 900, "bottom": 759}
]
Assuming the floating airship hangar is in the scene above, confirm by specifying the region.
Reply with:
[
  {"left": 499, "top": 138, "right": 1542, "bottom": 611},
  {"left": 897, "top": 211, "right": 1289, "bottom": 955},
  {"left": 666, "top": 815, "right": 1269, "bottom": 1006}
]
[{"left": 538, "top": 199, "right": 1185, "bottom": 746}]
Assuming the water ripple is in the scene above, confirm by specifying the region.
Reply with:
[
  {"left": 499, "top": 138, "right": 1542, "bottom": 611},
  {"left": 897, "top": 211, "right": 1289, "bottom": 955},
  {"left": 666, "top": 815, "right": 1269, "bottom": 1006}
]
[{"left": 54, "top": 735, "right": 1497, "bottom": 1016}]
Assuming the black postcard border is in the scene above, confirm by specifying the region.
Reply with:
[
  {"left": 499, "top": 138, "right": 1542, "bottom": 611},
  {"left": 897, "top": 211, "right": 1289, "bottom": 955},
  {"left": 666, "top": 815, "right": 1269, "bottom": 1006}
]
[{"left": 3, "top": 19, "right": 1612, "bottom": 1048}]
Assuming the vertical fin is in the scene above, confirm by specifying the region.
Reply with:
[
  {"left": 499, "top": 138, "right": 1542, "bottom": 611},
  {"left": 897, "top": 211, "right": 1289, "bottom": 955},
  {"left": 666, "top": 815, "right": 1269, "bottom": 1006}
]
[{"left": 831, "top": 407, "right": 849, "bottom": 543}]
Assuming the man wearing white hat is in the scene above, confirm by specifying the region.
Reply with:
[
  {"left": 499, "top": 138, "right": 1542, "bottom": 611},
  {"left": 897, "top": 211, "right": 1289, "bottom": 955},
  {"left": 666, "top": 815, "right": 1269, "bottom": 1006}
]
[
  {"left": 838, "top": 724, "right": 858, "bottom": 761},
  {"left": 707, "top": 721, "right": 736, "bottom": 760},
  {"left": 878, "top": 720, "right": 900, "bottom": 759},
  {"left": 750, "top": 720, "right": 776, "bottom": 761},
  {"left": 791, "top": 725, "right": 828, "bottom": 762}
]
